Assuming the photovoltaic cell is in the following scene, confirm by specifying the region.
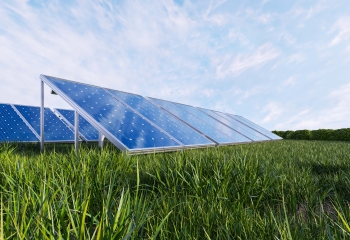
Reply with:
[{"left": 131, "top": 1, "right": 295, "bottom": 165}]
[
  {"left": 228, "top": 114, "right": 282, "bottom": 140},
  {"left": 106, "top": 90, "right": 214, "bottom": 147},
  {"left": 55, "top": 109, "right": 99, "bottom": 141},
  {"left": 0, "top": 104, "right": 38, "bottom": 142},
  {"left": 42, "top": 76, "right": 182, "bottom": 151},
  {"left": 198, "top": 108, "right": 271, "bottom": 141},
  {"left": 148, "top": 98, "right": 235, "bottom": 145},
  {"left": 14, "top": 105, "right": 75, "bottom": 142}
]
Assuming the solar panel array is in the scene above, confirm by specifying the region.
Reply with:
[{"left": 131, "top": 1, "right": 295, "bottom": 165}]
[
  {"left": 0, "top": 103, "right": 101, "bottom": 143},
  {"left": 41, "top": 75, "right": 282, "bottom": 154},
  {"left": 1, "top": 75, "right": 281, "bottom": 151}
]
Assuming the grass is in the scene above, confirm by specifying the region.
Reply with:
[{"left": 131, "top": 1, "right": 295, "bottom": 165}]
[{"left": 1, "top": 140, "right": 350, "bottom": 239}]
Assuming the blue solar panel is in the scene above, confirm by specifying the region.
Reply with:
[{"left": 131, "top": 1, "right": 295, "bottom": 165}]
[
  {"left": 227, "top": 114, "right": 282, "bottom": 140},
  {"left": 150, "top": 98, "right": 251, "bottom": 143},
  {"left": 148, "top": 98, "right": 236, "bottom": 145},
  {"left": 42, "top": 76, "right": 182, "bottom": 151},
  {"left": 55, "top": 109, "right": 99, "bottom": 141},
  {"left": 106, "top": 90, "right": 214, "bottom": 147},
  {"left": 0, "top": 104, "right": 38, "bottom": 142},
  {"left": 198, "top": 108, "right": 271, "bottom": 141},
  {"left": 14, "top": 105, "right": 75, "bottom": 142}
]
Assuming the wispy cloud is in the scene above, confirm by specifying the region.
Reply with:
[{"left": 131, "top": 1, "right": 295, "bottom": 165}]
[
  {"left": 215, "top": 43, "right": 280, "bottom": 78},
  {"left": 288, "top": 52, "right": 305, "bottom": 64},
  {"left": 282, "top": 76, "right": 296, "bottom": 87},
  {"left": 329, "top": 16, "right": 350, "bottom": 46},
  {"left": 262, "top": 102, "right": 283, "bottom": 123}
]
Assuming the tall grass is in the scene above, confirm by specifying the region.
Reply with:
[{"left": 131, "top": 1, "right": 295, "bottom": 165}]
[{"left": 1, "top": 140, "right": 350, "bottom": 239}]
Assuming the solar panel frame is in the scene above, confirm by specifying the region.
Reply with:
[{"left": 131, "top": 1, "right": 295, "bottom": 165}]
[
  {"left": 41, "top": 75, "right": 185, "bottom": 154},
  {"left": 104, "top": 89, "right": 216, "bottom": 149},
  {"left": 13, "top": 104, "right": 77, "bottom": 143},
  {"left": 0, "top": 103, "right": 39, "bottom": 142}
]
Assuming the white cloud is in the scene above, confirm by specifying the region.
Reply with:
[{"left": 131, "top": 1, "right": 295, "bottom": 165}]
[
  {"left": 274, "top": 84, "right": 350, "bottom": 130},
  {"left": 288, "top": 52, "right": 305, "bottom": 64},
  {"left": 325, "top": 83, "right": 350, "bottom": 122},
  {"left": 329, "top": 16, "right": 350, "bottom": 46},
  {"left": 256, "top": 13, "right": 272, "bottom": 24},
  {"left": 262, "top": 102, "right": 283, "bottom": 123},
  {"left": 282, "top": 76, "right": 296, "bottom": 87},
  {"left": 227, "top": 29, "right": 250, "bottom": 45},
  {"left": 215, "top": 43, "right": 280, "bottom": 78},
  {"left": 272, "top": 109, "right": 310, "bottom": 130}
]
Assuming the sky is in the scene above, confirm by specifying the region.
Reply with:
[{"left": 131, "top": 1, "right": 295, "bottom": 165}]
[{"left": 1, "top": 0, "right": 350, "bottom": 131}]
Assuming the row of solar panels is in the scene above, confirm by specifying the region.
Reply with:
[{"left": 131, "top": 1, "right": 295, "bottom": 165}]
[
  {"left": 0, "top": 103, "right": 99, "bottom": 142},
  {"left": 39, "top": 75, "right": 281, "bottom": 154}
]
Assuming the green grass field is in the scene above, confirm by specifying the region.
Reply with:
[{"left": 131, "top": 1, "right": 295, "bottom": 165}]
[{"left": 1, "top": 140, "right": 350, "bottom": 239}]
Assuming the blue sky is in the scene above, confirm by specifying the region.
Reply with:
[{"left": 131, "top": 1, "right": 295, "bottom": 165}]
[{"left": 1, "top": 0, "right": 349, "bottom": 131}]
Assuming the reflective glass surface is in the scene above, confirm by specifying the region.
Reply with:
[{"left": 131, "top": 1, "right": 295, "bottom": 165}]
[
  {"left": 150, "top": 100, "right": 251, "bottom": 143},
  {"left": 44, "top": 76, "right": 181, "bottom": 150},
  {"left": 14, "top": 105, "right": 75, "bottom": 141},
  {"left": 0, "top": 104, "right": 38, "bottom": 142},
  {"left": 55, "top": 109, "right": 99, "bottom": 141},
  {"left": 199, "top": 108, "right": 270, "bottom": 141},
  {"left": 228, "top": 114, "right": 282, "bottom": 140},
  {"left": 107, "top": 90, "right": 213, "bottom": 146},
  {"left": 149, "top": 98, "right": 235, "bottom": 144}
]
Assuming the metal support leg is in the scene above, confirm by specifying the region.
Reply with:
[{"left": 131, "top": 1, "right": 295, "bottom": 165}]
[
  {"left": 75, "top": 111, "right": 79, "bottom": 152},
  {"left": 40, "top": 80, "right": 44, "bottom": 152},
  {"left": 98, "top": 132, "right": 104, "bottom": 148}
]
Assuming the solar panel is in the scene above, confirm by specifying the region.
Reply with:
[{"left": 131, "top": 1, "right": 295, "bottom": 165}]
[
  {"left": 54, "top": 109, "right": 99, "bottom": 141},
  {"left": 106, "top": 89, "right": 215, "bottom": 147},
  {"left": 150, "top": 98, "right": 251, "bottom": 144},
  {"left": 227, "top": 114, "right": 282, "bottom": 140},
  {"left": 149, "top": 99, "right": 237, "bottom": 145},
  {"left": 41, "top": 76, "right": 182, "bottom": 152},
  {"left": 0, "top": 103, "right": 39, "bottom": 142},
  {"left": 14, "top": 105, "right": 75, "bottom": 142},
  {"left": 176, "top": 104, "right": 253, "bottom": 143},
  {"left": 198, "top": 108, "right": 271, "bottom": 141}
]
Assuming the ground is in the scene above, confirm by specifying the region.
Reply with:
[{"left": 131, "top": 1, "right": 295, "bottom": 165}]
[{"left": 1, "top": 140, "right": 350, "bottom": 239}]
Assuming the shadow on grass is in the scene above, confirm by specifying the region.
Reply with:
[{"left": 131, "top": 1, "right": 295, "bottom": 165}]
[
  {"left": 297, "top": 161, "right": 350, "bottom": 200},
  {"left": 310, "top": 162, "right": 349, "bottom": 175},
  {"left": 0, "top": 141, "right": 122, "bottom": 156}
]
